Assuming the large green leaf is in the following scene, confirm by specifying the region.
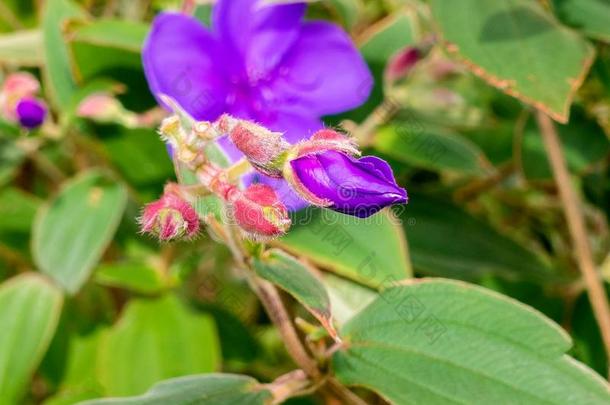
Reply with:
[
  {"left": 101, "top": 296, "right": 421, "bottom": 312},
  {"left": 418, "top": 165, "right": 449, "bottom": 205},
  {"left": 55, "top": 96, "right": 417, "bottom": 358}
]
[
  {"left": 323, "top": 273, "right": 377, "bottom": 327},
  {"left": 253, "top": 249, "right": 334, "bottom": 335},
  {"left": 80, "top": 374, "right": 271, "bottom": 405},
  {"left": 42, "top": 0, "right": 85, "bottom": 109},
  {"left": 97, "top": 294, "right": 220, "bottom": 396},
  {"left": 430, "top": 0, "right": 595, "bottom": 123},
  {"left": 279, "top": 208, "right": 411, "bottom": 289},
  {"left": 0, "top": 274, "right": 63, "bottom": 404},
  {"left": 32, "top": 171, "right": 128, "bottom": 294},
  {"left": 403, "top": 195, "right": 552, "bottom": 282},
  {"left": 0, "top": 29, "right": 43, "bottom": 66},
  {"left": 374, "top": 125, "right": 493, "bottom": 175},
  {"left": 333, "top": 279, "right": 610, "bottom": 404},
  {"left": 552, "top": 0, "right": 610, "bottom": 42}
]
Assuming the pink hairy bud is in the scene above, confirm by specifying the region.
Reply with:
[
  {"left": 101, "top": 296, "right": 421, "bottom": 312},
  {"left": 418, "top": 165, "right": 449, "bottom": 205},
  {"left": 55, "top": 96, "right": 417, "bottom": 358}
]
[
  {"left": 228, "top": 184, "right": 291, "bottom": 240},
  {"left": 226, "top": 118, "right": 289, "bottom": 178},
  {"left": 139, "top": 193, "right": 199, "bottom": 241},
  {"left": 1, "top": 72, "right": 41, "bottom": 121}
]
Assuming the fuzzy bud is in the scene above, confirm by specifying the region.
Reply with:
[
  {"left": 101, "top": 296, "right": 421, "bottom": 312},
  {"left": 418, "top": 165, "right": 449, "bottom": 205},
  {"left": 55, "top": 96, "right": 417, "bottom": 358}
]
[
  {"left": 227, "top": 118, "right": 289, "bottom": 177},
  {"left": 385, "top": 47, "right": 421, "bottom": 84},
  {"left": 77, "top": 92, "right": 138, "bottom": 127},
  {"left": 139, "top": 193, "right": 199, "bottom": 241},
  {"left": 228, "top": 184, "right": 291, "bottom": 240},
  {"left": 1, "top": 72, "right": 41, "bottom": 122}
]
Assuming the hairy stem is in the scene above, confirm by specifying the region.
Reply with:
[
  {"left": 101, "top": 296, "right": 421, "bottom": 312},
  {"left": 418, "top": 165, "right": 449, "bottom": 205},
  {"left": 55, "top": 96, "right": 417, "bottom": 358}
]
[{"left": 536, "top": 111, "right": 610, "bottom": 372}]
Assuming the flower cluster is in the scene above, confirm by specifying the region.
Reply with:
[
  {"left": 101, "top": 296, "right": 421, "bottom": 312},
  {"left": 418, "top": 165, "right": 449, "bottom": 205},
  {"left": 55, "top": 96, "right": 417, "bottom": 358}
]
[
  {"left": 138, "top": 0, "right": 407, "bottom": 242},
  {"left": 142, "top": 0, "right": 373, "bottom": 211},
  {"left": 140, "top": 113, "right": 407, "bottom": 242},
  {"left": 0, "top": 72, "right": 47, "bottom": 129}
]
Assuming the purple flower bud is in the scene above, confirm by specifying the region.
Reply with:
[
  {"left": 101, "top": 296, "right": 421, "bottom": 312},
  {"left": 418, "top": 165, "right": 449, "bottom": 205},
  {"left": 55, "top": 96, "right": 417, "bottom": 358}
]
[
  {"left": 288, "top": 151, "right": 408, "bottom": 218},
  {"left": 15, "top": 97, "right": 47, "bottom": 129}
]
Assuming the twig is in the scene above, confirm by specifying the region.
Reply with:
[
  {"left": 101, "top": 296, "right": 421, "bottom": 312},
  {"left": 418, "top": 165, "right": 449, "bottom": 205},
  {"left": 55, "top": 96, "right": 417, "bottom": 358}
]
[
  {"left": 253, "top": 278, "right": 321, "bottom": 379},
  {"left": 536, "top": 111, "right": 610, "bottom": 373},
  {"left": 220, "top": 218, "right": 320, "bottom": 379}
]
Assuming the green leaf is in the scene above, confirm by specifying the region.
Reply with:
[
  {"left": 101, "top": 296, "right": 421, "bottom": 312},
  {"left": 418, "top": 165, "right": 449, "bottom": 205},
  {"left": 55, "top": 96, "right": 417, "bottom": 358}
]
[
  {"left": 430, "top": 0, "right": 595, "bottom": 123},
  {"left": 32, "top": 171, "right": 128, "bottom": 294},
  {"left": 42, "top": 0, "right": 86, "bottom": 109},
  {"left": 323, "top": 273, "right": 377, "bottom": 327},
  {"left": 553, "top": 0, "right": 610, "bottom": 43},
  {"left": 253, "top": 249, "right": 335, "bottom": 335},
  {"left": 279, "top": 208, "right": 411, "bottom": 289},
  {"left": 403, "top": 195, "right": 552, "bottom": 283},
  {"left": 0, "top": 273, "right": 63, "bottom": 404},
  {"left": 374, "top": 125, "right": 493, "bottom": 175},
  {"left": 333, "top": 279, "right": 610, "bottom": 405},
  {"left": 0, "top": 29, "right": 43, "bottom": 66},
  {"left": 95, "top": 263, "right": 167, "bottom": 294},
  {"left": 98, "top": 294, "right": 220, "bottom": 396},
  {"left": 80, "top": 374, "right": 271, "bottom": 405},
  {"left": 0, "top": 188, "right": 39, "bottom": 233},
  {"left": 44, "top": 330, "right": 105, "bottom": 405},
  {"left": 359, "top": 11, "right": 419, "bottom": 64},
  {"left": 67, "top": 19, "right": 148, "bottom": 81}
]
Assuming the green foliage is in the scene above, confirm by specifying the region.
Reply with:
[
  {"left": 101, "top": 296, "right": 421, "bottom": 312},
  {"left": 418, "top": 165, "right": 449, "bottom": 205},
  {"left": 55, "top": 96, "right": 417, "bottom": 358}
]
[
  {"left": 97, "top": 294, "right": 220, "bottom": 396},
  {"left": 280, "top": 208, "right": 412, "bottom": 288},
  {"left": 333, "top": 279, "right": 610, "bottom": 404},
  {"left": 80, "top": 374, "right": 272, "bottom": 405},
  {"left": 430, "top": 0, "right": 595, "bottom": 123},
  {"left": 33, "top": 171, "right": 128, "bottom": 294},
  {"left": 253, "top": 249, "right": 333, "bottom": 332},
  {"left": 0, "top": 274, "right": 63, "bottom": 404}
]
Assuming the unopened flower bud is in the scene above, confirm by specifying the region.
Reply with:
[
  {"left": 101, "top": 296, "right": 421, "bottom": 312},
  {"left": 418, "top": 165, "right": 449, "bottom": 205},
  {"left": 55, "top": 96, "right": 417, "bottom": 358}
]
[
  {"left": 15, "top": 97, "right": 47, "bottom": 129},
  {"left": 1, "top": 72, "right": 41, "bottom": 122},
  {"left": 385, "top": 47, "right": 421, "bottom": 84},
  {"left": 77, "top": 92, "right": 138, "bottom": 127},
  {"left": 139, "top": 193, "right": 199, "bottom": 241},
  {"left": 228, "top": 184, "right": 291, "bottom": 240},
  {"left": 227, "top": 118, "right": 289, "bottom": 177}
]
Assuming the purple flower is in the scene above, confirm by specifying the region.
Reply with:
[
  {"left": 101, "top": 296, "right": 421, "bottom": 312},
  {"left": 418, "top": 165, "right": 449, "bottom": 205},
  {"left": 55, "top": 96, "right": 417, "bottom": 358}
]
[
  {"left": 289, "top": 151, "right": 408, "bottom": 218},
  {"left": 142, "top": 0, "right": 373, "bottom": 209},
  {"left": 15, "top": 97, "right": 47, "bottom": 129}
]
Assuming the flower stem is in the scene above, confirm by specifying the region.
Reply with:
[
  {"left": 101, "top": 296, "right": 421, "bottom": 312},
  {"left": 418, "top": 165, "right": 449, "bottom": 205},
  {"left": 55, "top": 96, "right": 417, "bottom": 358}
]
[
  {"left": 226, "top": 158, "right": 253, "bottom": 183},
  {"left": 536, "top": 111, "right": 610, "bottom": 374}
]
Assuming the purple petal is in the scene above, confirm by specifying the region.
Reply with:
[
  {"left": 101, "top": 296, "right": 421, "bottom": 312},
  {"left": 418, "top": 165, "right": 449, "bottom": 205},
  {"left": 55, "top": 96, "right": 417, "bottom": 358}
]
[
  {"left": 142, "top": 13, "right": 228, "bottom": 120},
  {"left": 357, "top": 156, "right": 396, "bottom": 183},
  {"left": 272, "top": 21, "right": 373, "bottom": 116},
  {"left": 16, "top": 97, "right": 46, "bottom": 129},
  {"left": 290, "top": 151, "right": 407, "bottom": 218},
  {"left": 212, "top": 0, "right": 306, "bottom": 78}
]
